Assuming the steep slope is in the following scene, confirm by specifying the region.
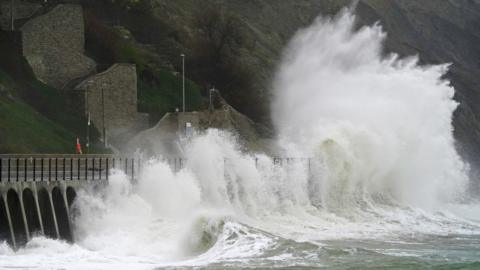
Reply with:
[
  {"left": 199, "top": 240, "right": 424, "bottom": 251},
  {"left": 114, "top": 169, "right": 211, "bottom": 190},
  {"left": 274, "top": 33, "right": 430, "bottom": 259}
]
[{"left": 145, "top": 0, "right": 480, "bottom": 165}]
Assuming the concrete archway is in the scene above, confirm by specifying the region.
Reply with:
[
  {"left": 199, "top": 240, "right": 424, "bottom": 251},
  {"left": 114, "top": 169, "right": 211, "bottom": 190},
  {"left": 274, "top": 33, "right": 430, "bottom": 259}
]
[
  {"left": 66, "top": 187, "right": 77, "bottom": 209},
  {"left": 52, "top": 187, "right": 72, "bottom": 242},
  {"left": 38, "top": 188, "right": 57, "bottom": 238},
  {"left": 66, "top": 187, "right": 77, "bottom": 221},
  {"left": 0, "top": 195, "right": 13, "bottom": 246},
  {"left": 22, "top": 189, "right": 42, "bottom": 237},
  {"left": 7, "top": 189, "right": 27, "bottom": 246}
]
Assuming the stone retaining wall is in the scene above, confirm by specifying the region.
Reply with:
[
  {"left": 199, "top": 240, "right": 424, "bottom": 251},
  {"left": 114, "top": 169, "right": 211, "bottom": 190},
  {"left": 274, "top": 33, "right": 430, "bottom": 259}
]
[
  {"left": 20, "top": 4, "right": 95, "bottom": 88},
  {"left": 75, "top": 64, "right": 149, "bottom": 146},
  {"left": 0, "top": 0, "right": 41, "bottom": 30}
]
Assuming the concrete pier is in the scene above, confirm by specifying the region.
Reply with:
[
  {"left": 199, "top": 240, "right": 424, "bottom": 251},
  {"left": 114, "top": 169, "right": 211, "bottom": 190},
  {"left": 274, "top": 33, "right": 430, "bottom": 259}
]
[
  {"left": 0, "top": 154, "right": 140, "bottom": 249},
  {"left": 0, "top": 154, "right": 307, "bottom": 249}
]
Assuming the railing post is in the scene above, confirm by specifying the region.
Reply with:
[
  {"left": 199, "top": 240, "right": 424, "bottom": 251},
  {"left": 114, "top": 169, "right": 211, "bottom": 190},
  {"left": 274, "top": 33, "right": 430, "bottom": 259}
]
[
  {"left": 63, "top": 158, "right": 65, "bottom": 180},
  {"left": 33, "top": 158, "right": 36, "bottom": 181},
  {"left": 55, "top": 158, "right": 58, "bottom": 181},
  {"left": 24, "top": 158, "right": 27, "bottom": 182},
  {"left": 99, "top": 158, "right": 102, "bottom": 180},
  {"left": 70, "top": 158, "right": 73, "bottom": 180},
  {"left": 41, "top": 158, "right": 43, "bottom": 181},
  {"left": 7, "top": 158, "right": 10, "bottom": 182},
  {"left": 77, "top": 158, "right": 80, "bottom": 180},
  {"left": 106, "top": 158, "right": 109, "bottom": 181},
  {"left": 84, "top": 158, "right": 87, "bottom": 180},
  {"left": 124, "top": 158, "right": 128, "bottom": 176},
  {"left": 16, "top": 158, "right": 19, "bottom": 181},
  {"left": 0, "top": 158, "right": 2, "bottom": 182},
  {"left": 48, "top": 158, "right": 51, "bottom": 181}
]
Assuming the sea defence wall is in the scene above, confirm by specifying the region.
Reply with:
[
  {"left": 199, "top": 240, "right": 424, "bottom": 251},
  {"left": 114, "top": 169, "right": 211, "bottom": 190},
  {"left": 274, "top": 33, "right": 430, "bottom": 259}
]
[
  {"left": 0, "top": 154, "right": 141, "bottom": 249},
  {"left": 0, "top": 155, "right": 308, "bottom": 249}
]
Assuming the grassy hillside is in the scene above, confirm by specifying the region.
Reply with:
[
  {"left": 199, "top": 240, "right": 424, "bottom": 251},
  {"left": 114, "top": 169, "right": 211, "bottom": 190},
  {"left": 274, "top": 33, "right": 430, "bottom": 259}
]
[
  {"left": 0, "top": 70, "right": 76, "bottom": 153},
  {"left": 0, "top": 95, "right": 76, "bottom": 153},
  {"left": 0, "top": 37, "right": 103, "bottom": 154}
]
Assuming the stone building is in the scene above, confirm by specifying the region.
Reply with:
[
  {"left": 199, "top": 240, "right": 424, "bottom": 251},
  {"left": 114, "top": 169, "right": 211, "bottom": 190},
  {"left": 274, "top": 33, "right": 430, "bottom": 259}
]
[
  {"left": 74, "top": 64, "right": 149, "bottom": 147},
  {"left": 20, "top": 4, "right": 95, "bottom": 88}
]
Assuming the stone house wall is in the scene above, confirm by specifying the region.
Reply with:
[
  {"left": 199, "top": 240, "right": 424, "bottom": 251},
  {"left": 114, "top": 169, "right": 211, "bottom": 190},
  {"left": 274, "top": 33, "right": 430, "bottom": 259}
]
[
  {"left": 75, "top": 64, "right": 148, "bottom": 145},
  {"left": 20, "top": 4, "right": 95, "bottom": 88}
]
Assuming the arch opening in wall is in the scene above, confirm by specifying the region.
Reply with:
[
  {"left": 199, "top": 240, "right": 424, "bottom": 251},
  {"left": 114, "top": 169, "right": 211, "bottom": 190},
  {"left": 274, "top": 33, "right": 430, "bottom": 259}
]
[
  {"left": 22, "top": 188, "right": 41, "bottom": 237},
  {"left": 66, "top": 187, "right": 77, "bottom": 221},
  {"left": 52, "top": 187, "right": 72, "bottom": 242},
  {"left": 7, "top": 189, "right": 27, "bottom": 246},
  {"left": 38, "top": 188, "right": 56, "bottom": 239},
  {"left": 0, "top": 195, "right": 13, "bottom": 246},
  {"left": 66, "top": 187, "right": 76, "bottom": 209}
]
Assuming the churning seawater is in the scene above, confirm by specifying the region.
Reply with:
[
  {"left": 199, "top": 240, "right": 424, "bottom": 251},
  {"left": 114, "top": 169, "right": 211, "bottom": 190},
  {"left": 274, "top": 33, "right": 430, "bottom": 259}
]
[{"left": 2, "top": 8, "right": 480, "bottom": 270}]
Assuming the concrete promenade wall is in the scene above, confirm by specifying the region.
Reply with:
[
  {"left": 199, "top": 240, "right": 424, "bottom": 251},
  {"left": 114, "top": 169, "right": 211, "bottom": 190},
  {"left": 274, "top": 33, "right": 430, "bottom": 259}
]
[{"left": 0, "top": 154, "right": 140, "bottom": 249}]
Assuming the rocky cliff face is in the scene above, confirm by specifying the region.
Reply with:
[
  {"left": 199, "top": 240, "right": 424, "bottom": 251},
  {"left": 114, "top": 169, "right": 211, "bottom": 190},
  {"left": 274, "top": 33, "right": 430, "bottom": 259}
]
[{"left": 145, "top": 0, "right": 480, "bottom": 164}]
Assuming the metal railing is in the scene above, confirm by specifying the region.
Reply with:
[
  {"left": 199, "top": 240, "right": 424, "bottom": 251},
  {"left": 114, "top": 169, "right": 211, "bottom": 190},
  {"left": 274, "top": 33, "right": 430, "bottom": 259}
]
[
  {"left": 0, "top": 155, "right": 141, "bottom": 182},
  {"left": 0, "top": 155, "right": 312, "bottom": 183}
]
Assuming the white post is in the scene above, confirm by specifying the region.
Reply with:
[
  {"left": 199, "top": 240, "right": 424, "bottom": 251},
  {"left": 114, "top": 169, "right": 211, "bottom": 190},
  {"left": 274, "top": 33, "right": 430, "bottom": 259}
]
[{"left": 181, "top": 53, "right": 185, "bottom": 113}]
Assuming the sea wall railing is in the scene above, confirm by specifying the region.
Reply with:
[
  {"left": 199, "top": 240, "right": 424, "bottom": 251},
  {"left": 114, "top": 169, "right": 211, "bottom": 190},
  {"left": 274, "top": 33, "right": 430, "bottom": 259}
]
[
  {"left": 0, "top": 155, "right": 312, "bottom": 183},
  {"left": 0, "top": 154, "right": 143, "bottom": 182}
]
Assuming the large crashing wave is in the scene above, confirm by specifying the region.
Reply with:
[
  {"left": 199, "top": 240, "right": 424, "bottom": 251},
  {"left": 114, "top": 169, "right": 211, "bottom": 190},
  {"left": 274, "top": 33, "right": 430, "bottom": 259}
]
[
  {"left": 271, "top": 9, "right": 468, "bottom": 210},
  {"left": 70, "top": 8, "right": 476, "bottom": 263}
]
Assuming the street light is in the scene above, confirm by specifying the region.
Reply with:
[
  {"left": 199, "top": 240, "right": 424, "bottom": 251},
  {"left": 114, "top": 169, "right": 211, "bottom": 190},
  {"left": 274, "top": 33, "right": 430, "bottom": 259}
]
[
  {"left": 10, "top": 0, "right": 14, "bottom": 31},
  {"left": 83, "top": 82, "right": 93, "bottom": 154},
  {"left": 86, "top": 112, "right": 90, "bottom": 154},
  {"left": 101, "top": 83, "right": 107, "bottom": 148},
  {"left": 181, "top": 53, "right": 185, "bottom": 113}
]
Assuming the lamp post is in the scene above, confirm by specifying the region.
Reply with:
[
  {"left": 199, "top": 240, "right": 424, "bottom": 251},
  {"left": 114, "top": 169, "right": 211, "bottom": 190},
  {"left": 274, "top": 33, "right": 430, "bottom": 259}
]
[
  {"left": 181, "top": 53, "right": 185, "bottom": 113},
  {"left": 101, "top": 83, "right": 107, "bottom": 148},
  {"left": 86, "top": 112, "right": 90, "bottom": 154},
  {"left": 83, "top": 84, "right": 91, "bottom": 154},
  {"left": 10, "top": 0, "right": 14, "bottom": 31}
]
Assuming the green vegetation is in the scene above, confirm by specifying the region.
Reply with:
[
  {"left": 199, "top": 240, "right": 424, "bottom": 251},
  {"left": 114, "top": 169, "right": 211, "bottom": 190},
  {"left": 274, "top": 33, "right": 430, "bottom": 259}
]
[
  {"left": 83, "top": 6, "right": 206, "bottom": 123},
  {"left": 0, "top": 95, "right": 75, "bottom": 153},
  {"left": 138, "top": 69, "right": 204, "bottom": 124},
  {"left": 0, "top": 52, "right": 102, "bottom": 153}
]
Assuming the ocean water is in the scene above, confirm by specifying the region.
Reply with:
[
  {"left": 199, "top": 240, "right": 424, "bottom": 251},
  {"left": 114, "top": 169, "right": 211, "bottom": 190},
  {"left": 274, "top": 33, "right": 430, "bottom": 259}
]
[{"left": 1, "top": 8, "right": 480, "bottom": 270}]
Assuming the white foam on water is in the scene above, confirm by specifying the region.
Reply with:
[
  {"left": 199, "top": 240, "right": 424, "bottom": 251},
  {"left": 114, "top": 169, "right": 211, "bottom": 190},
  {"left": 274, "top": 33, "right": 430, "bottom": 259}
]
[
  {"left": 2, "top": 8, "right": 480, "bottom": 269},
  {"left": 272, "top": 8, "right": 469, "bottom": 211}
]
